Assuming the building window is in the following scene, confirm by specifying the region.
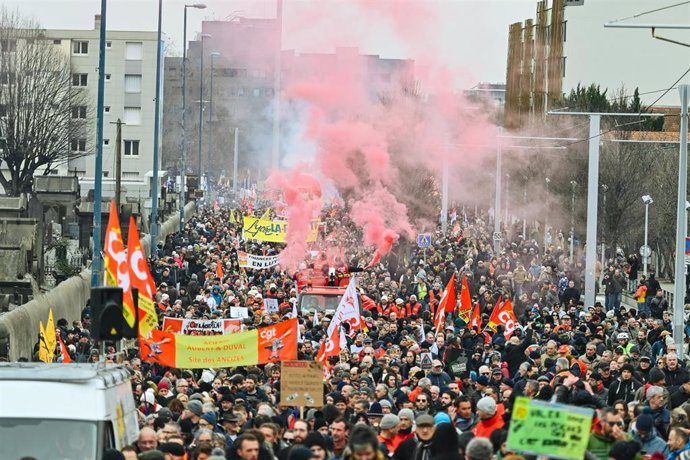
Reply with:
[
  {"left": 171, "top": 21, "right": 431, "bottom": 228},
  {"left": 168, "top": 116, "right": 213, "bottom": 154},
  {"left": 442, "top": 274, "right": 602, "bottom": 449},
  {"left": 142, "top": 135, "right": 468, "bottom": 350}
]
[
  {"left": 123, "top": 171, "right": 139, "bottom": 178},
  {"left": 103, "top": 171, "right": 109, "bottom": 177},
  {"left": 105, "top": 74, "right": 111, "bottom": 82},
  {"left": 563, "top": 20, "right": 567, "bottom": 42},
  {"left": 53, "top": 39, "right": 62, "bottom": 45},
  {"left": 106, "top": 41, "right": 112, "bottom": 48},
  {"left": 252, "top": 88, "right": 260, "bottom": 97},
  {"left": 70, "top": 139, "right": 87, "bottom": 152},
  {"left": 562, "top": 56, "right": 567, "bottom": 77},
  {"left": 72, "top": 40, "right": 88, "bottom": 55},
  {"left": 124, "top": 140, "right": 139, "bottom": 156},
  {"left": 125, "top": 42, "right": 143, "bottom": 60},
  {"left": 104, "top": 106, "right": 111, "bottom": 113},
  {"left": 71, "top": 106, "right": 87, "bottom": 119},
  {"left": 72, "top": 73, "right": 88, "bottom": 87},
  {"left": 104, "top": 139, "right": 110, "bottom": 146},
  {"left": 124, "top": 74, "right": 141, "bottom": 93},
  {"left": 124, "top": 107, "right": 141, "bottom": 125},
  {"left": 0, "top": 39, "right": 17, "bottom": 52}
]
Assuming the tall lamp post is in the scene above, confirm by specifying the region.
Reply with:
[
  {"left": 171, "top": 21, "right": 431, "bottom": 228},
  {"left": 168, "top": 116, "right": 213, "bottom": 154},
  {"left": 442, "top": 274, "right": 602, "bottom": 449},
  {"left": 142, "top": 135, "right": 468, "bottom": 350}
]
[
  {"left": 150, "top": 0, "right": 163, "bottom": 255},
  {"left": 207, "top": 51, "right": 220, "bottom": 203},
  {"left": 522, "top": 176, "right": 528, "bottom": 239},
  {"left": 544, "top": 177, "right": 550, "bottom": 253},
  {"left": 642, "top": 195, "right": 654, "bottom": 277},
  {"left": 570, "top": 180, "right": 577, "bottom": 263},
  {"left": 197, "top": 33, "right": 211, "bottom": 183},
  {"left": 179, "top": 3, "right": 206, "bottom": 232}
]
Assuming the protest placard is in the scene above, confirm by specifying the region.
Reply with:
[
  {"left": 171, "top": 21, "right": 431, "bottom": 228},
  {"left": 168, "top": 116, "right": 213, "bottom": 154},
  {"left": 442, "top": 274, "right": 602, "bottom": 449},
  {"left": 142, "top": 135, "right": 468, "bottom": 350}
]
[
  {"left": 263, "top": 298, "right": 279, "bottom": 314},
  {"left": 230, "top": 306, "right": 249, "bottom": 319},
  {"left": 506, "top": 397, "right": 593, "bottom": 460},
  {"left": 280, "top": 360, "right": 324, "bottom": 407}
]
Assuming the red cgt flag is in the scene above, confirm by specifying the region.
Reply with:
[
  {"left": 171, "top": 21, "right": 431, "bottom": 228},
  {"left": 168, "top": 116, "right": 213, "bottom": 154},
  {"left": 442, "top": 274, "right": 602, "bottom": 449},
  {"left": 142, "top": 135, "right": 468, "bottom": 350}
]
[
  {"left": 104, "top": 200, "right": 136, "bottom": 328},
  {"left": 458, "top": 274, "right": 471, "bottom": 321},
  {"left": 127, "top": 216, "right": 159, "bottom": 337}
]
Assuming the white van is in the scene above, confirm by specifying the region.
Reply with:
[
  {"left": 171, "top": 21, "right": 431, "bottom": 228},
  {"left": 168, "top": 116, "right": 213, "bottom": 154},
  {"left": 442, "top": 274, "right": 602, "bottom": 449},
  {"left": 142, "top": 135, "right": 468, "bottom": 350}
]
[{"left": 0, "top": 362, "right": 139, "bottom": 459}]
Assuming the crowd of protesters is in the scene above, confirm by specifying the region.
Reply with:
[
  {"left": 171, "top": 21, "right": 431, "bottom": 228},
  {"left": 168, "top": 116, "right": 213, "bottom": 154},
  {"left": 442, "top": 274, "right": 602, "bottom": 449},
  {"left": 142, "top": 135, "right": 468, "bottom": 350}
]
[{"left": 42, "top": 199, "right": 690, "bottom": 460}]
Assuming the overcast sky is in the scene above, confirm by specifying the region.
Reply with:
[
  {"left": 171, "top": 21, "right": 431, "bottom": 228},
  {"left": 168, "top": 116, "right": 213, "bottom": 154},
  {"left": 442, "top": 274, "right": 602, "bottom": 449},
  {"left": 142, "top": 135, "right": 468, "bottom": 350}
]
[{"left": 0, "top": 0, "right": 538, "bottom": 88}]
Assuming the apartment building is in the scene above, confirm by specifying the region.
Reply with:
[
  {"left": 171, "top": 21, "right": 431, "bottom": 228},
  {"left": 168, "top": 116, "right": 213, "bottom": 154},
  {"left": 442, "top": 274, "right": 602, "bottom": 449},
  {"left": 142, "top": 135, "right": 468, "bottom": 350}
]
[{"left": 44, "top": 15, "right": 160, "bottom": 205}]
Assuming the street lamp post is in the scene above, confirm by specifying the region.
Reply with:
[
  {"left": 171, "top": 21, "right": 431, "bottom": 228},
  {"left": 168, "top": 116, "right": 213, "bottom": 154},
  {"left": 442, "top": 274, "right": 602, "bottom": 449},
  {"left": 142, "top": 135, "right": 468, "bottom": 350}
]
[
  {"left": 522, "top": 176, "right": 528, "bottom": 239},
  {"left": 642, "top": 195, "right": 654, "bottom": 277},
  {"left": 198, "top": 33, "right": 211, "bottom": 185},
  {"left": 151, "top": 0, "right": 163, "bottom": 254},
  {"left": 505, "top": 173, "right": 510, "bottom": 226},
  {"left": 179, "top": 3, "right": 206, "bottom": 232},
  {"left": 207, "top": 51, "right": 220, "bottom": 203},
  {"left": 544, "top": 177, "right": 550, "bottom": 253},
  {"left": 570, "top": 180, "right": 577, "bottom": 263}
]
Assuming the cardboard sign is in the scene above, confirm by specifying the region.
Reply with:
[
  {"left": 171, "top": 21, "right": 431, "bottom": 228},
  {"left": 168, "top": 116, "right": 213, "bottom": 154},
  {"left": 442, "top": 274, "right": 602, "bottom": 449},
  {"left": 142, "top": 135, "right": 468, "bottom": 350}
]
[
  {"left": 280, "top": 360, "right": 324, "bottom": 407},
  {"left": 263, "top": 298, "right": 279, "bottom": 314},
  {"left": 507, "top": 397, "right": 593, "bottom": 460},
  {"left": 230, "top": 307, "right": 249, "bottom": 319},
  {"left": 238, "top": 251, "right": 280, "bottom": 270}
]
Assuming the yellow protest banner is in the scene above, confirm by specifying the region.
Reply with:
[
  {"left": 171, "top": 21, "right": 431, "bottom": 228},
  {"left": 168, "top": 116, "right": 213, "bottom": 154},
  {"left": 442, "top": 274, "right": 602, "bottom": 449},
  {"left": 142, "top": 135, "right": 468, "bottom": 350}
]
[
  {"left": 38, "top": 321, "right": 52, "bottom": 363},
  {"left": 242, "top": 216, "right": 319, "bottom": 243},
  {"left": 45, "top": 308, "right": 57, "bottom": 355},
  {"left": 507, "top": 397, "right": 593, "bottom": 460},
  {"left": 175, "top": 329, "right": 259, "bottom": 368}
]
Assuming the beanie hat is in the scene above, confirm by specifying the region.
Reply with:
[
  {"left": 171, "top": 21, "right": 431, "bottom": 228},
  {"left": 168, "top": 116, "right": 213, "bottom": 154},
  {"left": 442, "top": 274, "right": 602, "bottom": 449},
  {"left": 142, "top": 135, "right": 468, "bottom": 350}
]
[
  {"left": 303, "top": 432, "right": 328, "bottom": 451},
  {"left": 529, "top": 350, "right": 541, "bottom": 360},
  {"left": 157, "top": 379, "right": 170, "bottom": 391},
  {"left": 398, "top": 408, "right": 415, "bottom": 421},
  {"left": 636, "top": 414, "right": 654, "bottom": 432},
  {"left": 187, "top": 399, "right": 204, "bottom": 417},
  {"left": 379, "top": 399, "right": 392, "bottom": 409},
  {"left": 313, "top": 418, "right": 328, "bottom": 431},
  {"left": 476, "top": 375, "right": 490, "bottom": 386},
  {"left": 434, "top": 412, "right": 452, "bottom": 425},
  {"left": 621, "top": 363, "right": 635, "bottom": 374},
  {"left": 201, "top": 411, "right": 217, "bottom": 426},
  {"left": 648, "top": 368, "right": 665, "bottom": 384},
  {"left": 159, "top": 443, "right": 186, "bottom": 456},
  {"left": 102, "top": 450, "right": 125, "bottom": 460},
  {"left": 608, "top": 441, "right": 641, "bottom": 460},
  {"left": 367, "top": 402, "right": 383, "bottom": 417},
  {"left": 380, "top": 414, "right": 400, "bottom": 430},
  {"left": 288, "top": 446, "right": 317, "bottom": 460},
  {"left": 476, "top": 396, "right": 497, "bottom": 416}
]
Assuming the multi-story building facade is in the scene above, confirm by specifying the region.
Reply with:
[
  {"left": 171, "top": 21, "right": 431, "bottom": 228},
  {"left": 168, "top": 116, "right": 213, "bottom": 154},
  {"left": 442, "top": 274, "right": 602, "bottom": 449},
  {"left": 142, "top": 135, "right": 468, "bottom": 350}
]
[
  {"left": 41, "top": 15, "right": 159, "bottom": 205},
  {"left": 162, "top": 17, "right": 414, "bottom": 186}
]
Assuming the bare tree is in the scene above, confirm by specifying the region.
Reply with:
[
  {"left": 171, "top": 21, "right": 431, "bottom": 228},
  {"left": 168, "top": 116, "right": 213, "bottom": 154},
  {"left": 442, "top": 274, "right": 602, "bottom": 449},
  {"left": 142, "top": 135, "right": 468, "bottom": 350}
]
[{"left": 0, "top": 8, "right": 91, "bottom": 196}]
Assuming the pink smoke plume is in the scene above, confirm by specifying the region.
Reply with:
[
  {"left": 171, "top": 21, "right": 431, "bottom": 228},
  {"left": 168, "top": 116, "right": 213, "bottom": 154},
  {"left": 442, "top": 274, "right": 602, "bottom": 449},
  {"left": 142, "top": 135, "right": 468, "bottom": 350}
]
[{"left": 266, "top": 168, "right": 322, "bottom": 271}]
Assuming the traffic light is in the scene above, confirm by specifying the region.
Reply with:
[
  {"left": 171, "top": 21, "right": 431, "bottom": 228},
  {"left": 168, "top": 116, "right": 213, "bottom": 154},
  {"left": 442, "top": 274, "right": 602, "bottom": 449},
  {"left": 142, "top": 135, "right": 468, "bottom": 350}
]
[
  {"left": 122, "top": 288, "right": 139, "bottom": 340},
  {"left": 90, "top": 287, "right": 124, "bottom": 341}
]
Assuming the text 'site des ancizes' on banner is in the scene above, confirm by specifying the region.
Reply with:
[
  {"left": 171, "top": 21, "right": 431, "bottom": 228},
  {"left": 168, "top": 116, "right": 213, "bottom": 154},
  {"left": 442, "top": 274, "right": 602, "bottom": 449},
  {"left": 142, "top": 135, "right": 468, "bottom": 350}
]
[
  {"left": 242, "top": 216, "right": 320, "bottom": 243},
  {"left": 140, "top": 318, "right": 297, "bottom": 369}
]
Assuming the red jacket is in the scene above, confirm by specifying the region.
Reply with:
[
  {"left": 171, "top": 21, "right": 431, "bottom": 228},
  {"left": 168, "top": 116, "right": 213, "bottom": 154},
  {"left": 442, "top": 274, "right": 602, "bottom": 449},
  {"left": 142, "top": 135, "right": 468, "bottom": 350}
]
[
  {"left": 472, "top": 413, "right": 505, "bottom": 438},
  {"left": 406, "top": 302, "right": 421, "bottom": 317}
]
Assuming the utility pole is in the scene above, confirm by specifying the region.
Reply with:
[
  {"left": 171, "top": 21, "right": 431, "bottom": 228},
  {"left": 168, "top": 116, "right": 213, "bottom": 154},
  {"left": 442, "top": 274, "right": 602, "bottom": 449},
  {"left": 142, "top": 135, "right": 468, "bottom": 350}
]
[
  {"left": 522, "top": 176, "right": 528, "bottom": 239},
  {"left": 110, "top": 119, "right": 125, "bottom": 212},
  {"left": 570, "top": 180, "right": 577, "bottom": 263}
]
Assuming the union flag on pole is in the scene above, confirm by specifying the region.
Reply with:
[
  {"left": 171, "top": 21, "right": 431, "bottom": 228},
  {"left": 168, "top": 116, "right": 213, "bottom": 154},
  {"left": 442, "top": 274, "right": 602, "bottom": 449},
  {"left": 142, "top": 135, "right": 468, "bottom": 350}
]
[
  {"left": 469, "top": 302, "right": 482, "bottom": 332},
  {"left": 488, "top": 298, "right": 518, "bottom": 337},
  {"left": 104, "top": 200, "right": 136, "bottom": 327},
  {"left": 327, "top": 277, "right": 362, "bottom": 337},
  {"left": 316, "top": 325, "right": 342, "bottom": 363},
  {"left": 127, "top": 216, "right": 159, "bottom": 337},
  {"left": 434, "top": 273, "right": 456, "bottom": 335},
  {"left": 457, "top": 275, "right": 472, "bottom": 322}
]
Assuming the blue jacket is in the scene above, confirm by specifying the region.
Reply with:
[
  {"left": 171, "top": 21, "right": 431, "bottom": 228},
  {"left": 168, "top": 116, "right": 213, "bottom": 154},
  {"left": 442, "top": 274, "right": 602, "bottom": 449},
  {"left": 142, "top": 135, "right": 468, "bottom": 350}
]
[{"left": 632, "top": 431, "right": 668, "bottom": 456}]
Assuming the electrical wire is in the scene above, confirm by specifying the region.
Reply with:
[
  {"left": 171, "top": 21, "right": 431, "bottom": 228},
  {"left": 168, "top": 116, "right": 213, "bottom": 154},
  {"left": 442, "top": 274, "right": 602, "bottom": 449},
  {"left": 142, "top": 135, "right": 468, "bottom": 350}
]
[
  {"left": 608, "top": 1, "right": 690, "bottom": 24},
  {"left": 553, "top": 65, "right": 690, "bottom": 148}
]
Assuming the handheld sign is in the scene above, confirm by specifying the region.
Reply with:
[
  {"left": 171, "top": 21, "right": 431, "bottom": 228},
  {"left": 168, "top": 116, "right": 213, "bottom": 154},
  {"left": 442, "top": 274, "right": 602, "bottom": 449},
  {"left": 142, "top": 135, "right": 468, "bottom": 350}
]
[
  {"left": 507, "top": 397, "right": 593, "bottom": 460},
  {"left": 280, "top": 360, "right": 324, "bottom": 407},
  {"left": 263, "top": 298, "right": 279, "bottom": 314}
]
